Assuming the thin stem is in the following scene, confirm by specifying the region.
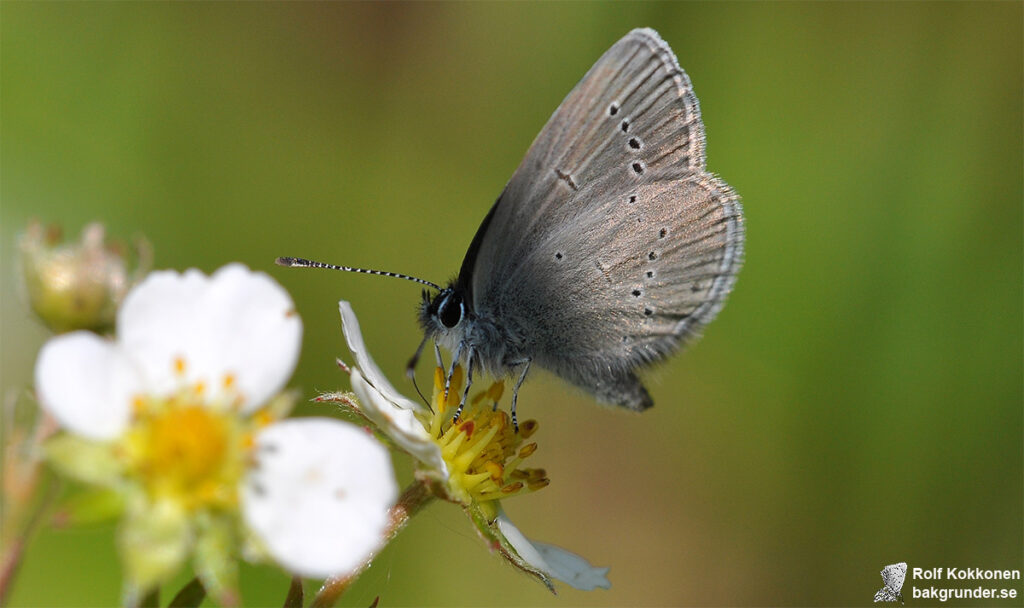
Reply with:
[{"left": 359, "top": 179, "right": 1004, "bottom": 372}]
[
  {"left": 309, "top": 480, "right": 434, "bottom": 608},
  {"left": 0, "top": 404, "right": 59, "bottom": 607}
]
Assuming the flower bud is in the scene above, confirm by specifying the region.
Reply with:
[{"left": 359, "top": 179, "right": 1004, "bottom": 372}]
[{"left": 18, "top": 221, "right": 151, "bottom": 333}]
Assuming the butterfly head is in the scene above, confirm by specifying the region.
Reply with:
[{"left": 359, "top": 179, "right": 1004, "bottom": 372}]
[{"left": 419, "top": 284, "right": 468, "bottom": 343}]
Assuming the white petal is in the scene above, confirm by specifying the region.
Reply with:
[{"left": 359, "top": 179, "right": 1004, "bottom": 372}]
[
  {"left": 338, "top": 301, "right": 426, "bottom": 415},
  {"left": 242, "top": 418, "right": 397, "bottom": 579},
  {"left": 119, "top": 264, "right": 301, "bottom": 412},
  {"left": 496, "top": 510, "right": 611, "bottom": 591},
  {"left": 34, "top": 331, "right": 143, "bottom": 440},
  {"left": 350, "top": 369, "right": 448, "bottom": 478}
]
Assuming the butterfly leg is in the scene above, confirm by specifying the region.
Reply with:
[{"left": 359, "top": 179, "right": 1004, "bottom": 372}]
[
  {"left": 452, "top": 348, "right": 475, "bottom": 423},
  {"left": 509, "top": 359, "right": 532, "bottom": 433},
  {"left": 443, "top": 341, "right": 465, "bottom": 400},
  {"left": 406, "top": 335, "right": 431, "bottom": 410}
]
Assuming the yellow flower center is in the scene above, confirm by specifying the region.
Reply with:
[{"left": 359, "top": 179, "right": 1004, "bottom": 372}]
[
  {"left": 122, "top": 387, "right": 253, "bottom": 512},
  {"left": 427, "top": 365, "right": 549, "bottom": 514}
]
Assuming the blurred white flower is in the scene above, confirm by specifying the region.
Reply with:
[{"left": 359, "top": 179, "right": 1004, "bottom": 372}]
[
  {"left": 34, "top": 264, "right": 397, "bottom": 602},
  {"left": 242, "top": 418, "right": 397, "bottom": 579},
  {"left": 324, "top": 301, "right": 609, "bottom": 591}
]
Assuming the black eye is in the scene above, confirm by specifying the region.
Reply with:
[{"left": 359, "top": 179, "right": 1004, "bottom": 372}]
[{"left": 438, "top": 292, "right": 463, "bottom": 328}]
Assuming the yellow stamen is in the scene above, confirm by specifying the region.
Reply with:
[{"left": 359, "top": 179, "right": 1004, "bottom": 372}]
[
  {"left": 527, "top": 478, "right": 550, "bottom": 491},
  {"left": 425, "top": 365, "right": 550, "bottom": 506},
  {"left": 453, "top": 423, "right": 500, "bottom": 472},
  {"left": 485, "top": 462, "right": 504, "bottom": 482},
  {"left": 254, "top": 410, "right": 275, "bottom": 428},
  {"left": 124, "top": 394, "right": 249, "bottom": 512}
]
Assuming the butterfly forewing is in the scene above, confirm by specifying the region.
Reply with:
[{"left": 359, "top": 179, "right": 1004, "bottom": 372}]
[{"left": 469, "top": 28, "right": 707, "bottom": 297}]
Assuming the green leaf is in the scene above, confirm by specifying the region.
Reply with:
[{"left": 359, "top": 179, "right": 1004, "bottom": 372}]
[
  {"left": 168, "top": 577, "right": 205, "bottom": 608},
  {"left": 44, "top": 433, "right": 124, "bottom": 486},
  {"left": 282, "top": 576, "right": 303, "bottom": 608},
  {"left": 140, "top": 586, "right": 160, "bottom": 608}
]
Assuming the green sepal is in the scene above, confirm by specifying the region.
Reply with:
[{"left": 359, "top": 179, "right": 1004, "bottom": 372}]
[
  {"left": 53, "top": 487, "right": 125, "bottom": 527},
  {"left": 316, "top": 391, "right": 375, "bottom": 426},
  {"left": 193, "top": 512, "right": 240, "bottom": 607},
  {"left": 44, "top": 433, "right": 124, "bottom": 486},
  {"left": 464, "top": 500, "right": 555, "bottom": 593},
  {"left": 118, "top": 497, "right": 191, "bottom": 597},
  {"left": 262, "top": 389, "right": 300, "bottom": 421}
]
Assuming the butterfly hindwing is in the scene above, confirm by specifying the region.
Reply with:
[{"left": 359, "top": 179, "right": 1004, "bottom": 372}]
[{"left": 486, "top": 170, "right": 741, "bottom": 408}]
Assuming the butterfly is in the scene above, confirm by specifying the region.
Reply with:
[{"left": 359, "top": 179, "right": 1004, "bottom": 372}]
[
  {"left": 281, "top": 28, "right": 744, "bottom": 428},
  {"left": 874, "top": 562, "right": 907, "bottom": 604}
]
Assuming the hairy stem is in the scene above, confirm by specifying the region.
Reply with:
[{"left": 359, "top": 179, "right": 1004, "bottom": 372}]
[
  {"left": 0, "top": 405, "right": 58, "bottom": 607},
  {"left": 310, "top": 480, "right": 434, "bottom": 608}
]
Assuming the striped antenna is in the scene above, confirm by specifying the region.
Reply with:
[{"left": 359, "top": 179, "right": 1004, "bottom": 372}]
[{"left": 275, "top": 257, "right": 442, "bottom": 291}]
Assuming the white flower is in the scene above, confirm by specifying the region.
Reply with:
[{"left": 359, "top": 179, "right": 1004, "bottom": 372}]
[
  {"left": 36, "top": 264, "right": 301, "bottom": 440},
  {"left": 338, "top": 302, "right": 448, "bottom": 478},
  {"left": 34, "top": 264, "right": 398, "bottom": 597},
  {"left": 330, "top": 300, "right": 610, "bottom": 592},
  {"left": 242, "top": 418, "right": 397, "bottom": 579}
]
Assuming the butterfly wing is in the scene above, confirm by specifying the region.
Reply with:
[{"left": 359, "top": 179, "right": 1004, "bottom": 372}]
[
  {"left": 873, "top": 587, "right": 902, "bottom": 603},
  {"left": 466, "top": 28, "right": 707, "bottom": 293},
  {"left": 464, "top": 29, "right": 743, "bottom": 409},
  {"left": 881, "top": 563, "right": 907, "bottom": 593},
  {"left": 874, "top": 563, "right": 907, "bottom": 604},
  {"left": 490, "top": 169, "right": 742, "bottom": 408}
]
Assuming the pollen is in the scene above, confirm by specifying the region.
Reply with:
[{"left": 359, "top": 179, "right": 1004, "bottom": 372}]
[
  {"left": 253, "top": 409, "right": 275, "bottom": 428},
  {"left": 427, "top": 365, "right": 549, "bottom": 507},
  {"left": 122, "top": 393, "right": 249, "bottom": 511}
]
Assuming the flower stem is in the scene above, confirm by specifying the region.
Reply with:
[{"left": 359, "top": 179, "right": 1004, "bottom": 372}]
[
  {"left": 0, "top": 403, "right": 59, "bottom": 607},
  {"left": 309, "top": 480, "right": 433, "bottom": 608}
]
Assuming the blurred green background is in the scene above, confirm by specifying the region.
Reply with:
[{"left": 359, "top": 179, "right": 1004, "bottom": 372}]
[{"left": 2, "top": 3, "right": 1021, "bottom": 606}]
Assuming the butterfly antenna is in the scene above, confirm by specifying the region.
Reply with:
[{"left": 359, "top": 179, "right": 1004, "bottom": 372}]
[{"left": 275, "top": 256, "right": 441, "bottom": 291}]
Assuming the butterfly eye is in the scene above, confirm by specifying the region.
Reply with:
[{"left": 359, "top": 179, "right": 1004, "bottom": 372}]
[{"left": 438, "top": 292, "right": 464, "bottom": 329}]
